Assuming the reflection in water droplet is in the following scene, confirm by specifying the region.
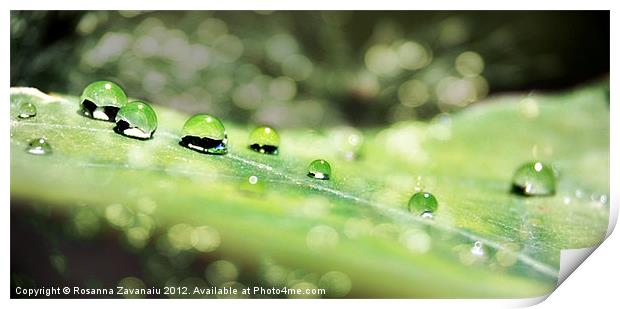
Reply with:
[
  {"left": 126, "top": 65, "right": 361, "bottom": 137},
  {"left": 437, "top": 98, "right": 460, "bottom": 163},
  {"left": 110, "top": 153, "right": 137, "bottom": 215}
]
[
  {"left": 17, "top": 101, "right": 37, "bottom": 119},
  {"left": 180, "top": 114, "right": 228, "bottom": 154},
  {"left": 307, "top": 159, "right": 331, "bottom": 180},
  {"left": 511, "top": 161, "right": 556, "bottom": 196},
  {"left": 26, "top": 137, "right": 52, "bottom": 155},
  {"left": 408, "top": 192, "right": 438, "bottom": 215},
  {"left": 248, "top": 126, "right": 280, "bottom": 154}
]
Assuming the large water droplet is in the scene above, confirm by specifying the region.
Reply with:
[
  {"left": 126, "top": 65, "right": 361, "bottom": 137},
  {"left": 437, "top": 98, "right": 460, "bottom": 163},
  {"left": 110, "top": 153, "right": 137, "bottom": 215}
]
[
  {"left": 248, "top": 125, "right": 280, "bottom": 154},
  {"left": 408, "top": 191, "right": 438, "bottom": 215},
  {"left": 180, "top": 114, "right": 228, "bottom": 154},
  {"left": 26, "top": 137, "right": 52, "bottom": 155},
  {"left": 511, "top": 161, "right": 556, "bottom": 196},
  {"left": 420, "top": 211, "right": 434, "bottom": 219},
  {"left": 115, "top": 101, "right": 158, "bottom": 140},
  {"left": 307, "top": 159, "right": 331, "bottom": 180},
  {"left": 17, "top": 101, "right": 37, "bottom": 119},
  {"left": 80, "top": 80, "right": 128, "bottom": 121}
]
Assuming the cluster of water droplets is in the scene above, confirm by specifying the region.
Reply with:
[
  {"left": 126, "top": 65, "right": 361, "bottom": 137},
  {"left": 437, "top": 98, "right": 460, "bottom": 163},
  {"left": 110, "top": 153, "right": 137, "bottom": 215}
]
[{"left": 16, "top": 79, "right": 600, "bottom": 281}]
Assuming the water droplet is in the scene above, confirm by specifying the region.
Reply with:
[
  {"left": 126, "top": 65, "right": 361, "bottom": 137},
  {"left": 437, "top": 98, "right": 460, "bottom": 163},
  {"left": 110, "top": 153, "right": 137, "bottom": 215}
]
[
  {"left": 511, "top": 161, "right": 556, "bottom": 196},
  {"left": 408, "top": 192, "right": 438, "bottom": 215},
  {"left": 17, "top": 101, "right": 37, "bottom": 119},
  {"left": 248, "top": 125, "right": 280, "bottom": 154},
  {"left": 180, "top": 114, "right": 228, "bottom": 154},
  {"left": 307, "top": 159, "right": 331, "bottom": 180},
  {"left": 80, "top": 80, "right": 128, "bottom": 121},
  {"left": 471, "top": 241, "right": 485, "bottom": 256},
  {"left": 240, "top": 175, "right": 265, "bottom": 195},
  {"left": 26, "top": 138, "right": 52, "bottom": 155},
  {"left": 114, "top": 101, "right": 158, "bottom": 139}
]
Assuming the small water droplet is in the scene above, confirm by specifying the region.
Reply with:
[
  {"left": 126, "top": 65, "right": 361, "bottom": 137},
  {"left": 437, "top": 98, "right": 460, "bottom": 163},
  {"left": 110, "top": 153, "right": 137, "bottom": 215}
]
[
  {"left": 180, "top": 114, "right": 228, "bottom": 155},
  {"left": 80, "top": 80, "right": 128, "bottom": 121},
  {"left": 26, "top": 137, "right": 52, "bottom": 155},
  {"left": 248, "top": 125, "right": 280, "bottom": 154},
  {"left": 17, "top": 101, "right": 37, "bottom": 119},
  {"left": 471, "top": 241, "right": 484, "bottom": 256},
  {"left": 414, "top": 176, "right": 424, "bottom": 192},
  {"left": 408, "top": 191, "right": 438, "bottom": 215},
  {"left": 115, "top": 101, "right": 158, "bottom": 139},
  {"left": 307, "top": 159, "right": 331, "bottom": 180},
  {"left": 511, "top": 161, "right": 556, "bottom": 196},
  {"left": 241, "top": 175, "right": 265, "bottom": 195}
]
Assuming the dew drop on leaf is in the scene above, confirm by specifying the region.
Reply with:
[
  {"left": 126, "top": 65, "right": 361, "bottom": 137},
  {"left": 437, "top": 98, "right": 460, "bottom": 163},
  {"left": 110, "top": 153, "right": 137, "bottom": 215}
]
[
  {"left": 79, "top": 80, "right": 128, "bottom": 121},
  {"left": 248, "top": 125, "right": 280, "bottom": 154},
  {"left": 179, "top": 114, "right": 228, "bottom": 155},
  {"left": 114, "top": 101, "right": 158, "bottom": 140},
  {"left": 307, "top": 159, "right": 331, "bottom": 180},
  {"left": 408, "top": 191, "right": 438, "bottom": 215},
  {"left": 26, "top": 137, "right": 52, "bottom": 155},
  {"left": 511, "top": 161, "right": 556, "bottom": 196},
  {"left": 17, "top": 101, "right": 37, "bottom": 119},
  {"left": 421, "top": 211, "right": 434, "bottom": 219},
  {"left": 471, "top": 241, "right": 485, "bottom": 257}
]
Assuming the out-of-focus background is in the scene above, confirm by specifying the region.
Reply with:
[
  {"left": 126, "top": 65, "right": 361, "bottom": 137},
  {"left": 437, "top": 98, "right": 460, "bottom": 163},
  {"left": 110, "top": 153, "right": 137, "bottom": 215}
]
[{"left": 11, "top": 11, "right": 609, "bottom": 127}]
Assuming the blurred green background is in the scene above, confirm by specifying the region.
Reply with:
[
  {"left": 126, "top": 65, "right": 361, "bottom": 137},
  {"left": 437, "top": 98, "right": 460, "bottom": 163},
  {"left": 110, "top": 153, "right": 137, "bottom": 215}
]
[{"left": 11, "top": 11, "right": 609, "bottom": 127}]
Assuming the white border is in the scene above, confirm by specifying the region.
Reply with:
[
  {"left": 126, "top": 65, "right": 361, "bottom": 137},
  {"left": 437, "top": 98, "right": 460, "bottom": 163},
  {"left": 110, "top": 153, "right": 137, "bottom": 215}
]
[{"left": 2, "top": 2, "right": 616, "bottom": 309}]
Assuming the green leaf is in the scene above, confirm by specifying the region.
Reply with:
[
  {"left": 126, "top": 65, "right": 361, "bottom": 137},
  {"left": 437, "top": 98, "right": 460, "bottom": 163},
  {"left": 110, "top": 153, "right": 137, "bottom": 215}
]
[{"left": 10, "top": 85, "right": 609, "bottom": 298}]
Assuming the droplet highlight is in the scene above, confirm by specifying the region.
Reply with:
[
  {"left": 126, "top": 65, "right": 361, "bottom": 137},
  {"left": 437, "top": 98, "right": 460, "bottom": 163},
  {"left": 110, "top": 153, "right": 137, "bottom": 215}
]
[
  {"left": 114, "top": 101, "right": 158, "bottom": 140},
  {"left": 17, "top": 101, "right": 37, "bottom": 119},
  {"left": 408, "top": 192, "right": 438, "bottom": 215},
  {"left": 307, "top": 159, "right": 331, "bottom": 180},
  {"left": 80, "top": 80, "right": 128, "bottom": 121},
  {"left": 511, "top": 161, "right": 556, "bottom": 196},
  {"left": 26, "top": 137, "right": 52, "bottom": 155},
  {"left": 180, "top": 114, "right": 228, "bottom": 154},
  {"left": 248, "top": 125, "right": 280, "bottom": 154}
]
